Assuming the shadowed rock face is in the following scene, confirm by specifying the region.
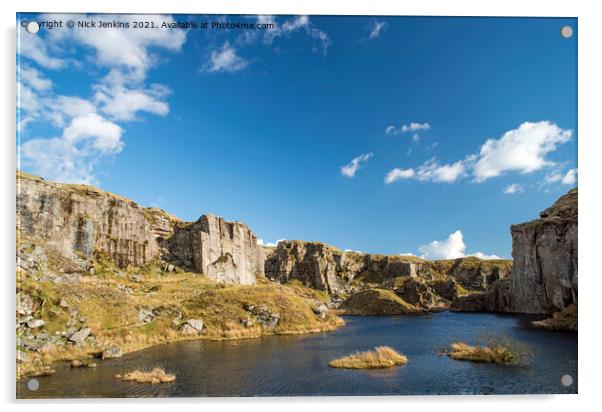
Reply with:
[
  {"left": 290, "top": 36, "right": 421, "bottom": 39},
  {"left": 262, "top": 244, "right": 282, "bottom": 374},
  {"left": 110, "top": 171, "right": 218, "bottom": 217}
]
[
  {"left": 17, "top": 173, "right": 263, "bottom": 284},
  {"left": 510, "top": 188, "right": 578, "bottom": 314},
  {"left": 264, "top": 240, "right": 511, "bottom": 295},
  {"left": 17, "top": 173, "right": 161, "bottom": 268}
]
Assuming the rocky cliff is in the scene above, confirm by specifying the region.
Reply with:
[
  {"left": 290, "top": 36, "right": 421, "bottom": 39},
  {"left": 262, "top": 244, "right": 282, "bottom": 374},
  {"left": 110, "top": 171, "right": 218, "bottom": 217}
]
[
  {"left": 17, "top": 172, "right": 263, "bottom": 284},
  {"left": 264, "top": 240, "right": 511, "bottom": 296},
  {"left": 510, "top": 188, "right": 578, "bottom": 314},
  {"left": 163, "top": 215, "right": 263, "bottom": 284}
]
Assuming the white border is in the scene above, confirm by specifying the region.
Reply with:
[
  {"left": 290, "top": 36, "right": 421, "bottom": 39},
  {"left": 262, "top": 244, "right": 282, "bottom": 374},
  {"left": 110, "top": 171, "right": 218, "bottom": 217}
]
[{"left": 2, "top": 1, "right": 601, "bottom": 411}]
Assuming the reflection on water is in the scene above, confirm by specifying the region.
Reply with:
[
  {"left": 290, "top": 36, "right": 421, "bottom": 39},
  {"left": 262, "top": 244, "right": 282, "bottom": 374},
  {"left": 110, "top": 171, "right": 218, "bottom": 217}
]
[{"left": 18, "top": 312, "right": 578, "bottom": 398}]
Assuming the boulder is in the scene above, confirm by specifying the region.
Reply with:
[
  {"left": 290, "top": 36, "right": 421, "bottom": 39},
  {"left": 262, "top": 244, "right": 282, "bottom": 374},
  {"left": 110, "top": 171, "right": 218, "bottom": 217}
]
[
  {"left": 26, "top": 319, "right": 45, "bottom": 329},
  {"left": 16, "top": 292, "right": 35, "bottom": 316},
  {"left": 68, "top": 327, "right": 91, "bottom": 344},
  {"left": 185, "top": 319, "right": 204, "bottom": 332},
  {"left": 102, "top": 345, "right": 123, "bottom": 359},
  {"left": 138, "top": 308, "right": 155, "bottom": 323},
  {"left": 312, "top": 303, "right": 328, "bottom": 319}
]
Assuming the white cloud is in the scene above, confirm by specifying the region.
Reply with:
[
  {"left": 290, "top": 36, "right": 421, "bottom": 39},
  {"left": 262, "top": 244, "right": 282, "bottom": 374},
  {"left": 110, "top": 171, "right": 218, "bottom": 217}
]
[
  {"left": 283, "top": 16, "right": 310, "bottom": 32},
  {"left": 385, "top": 167, "right": 415, "bottom": 183},
  {"left": 96, "top": 84, "right": 170, "bottom": 121},
  {"left": 282, "top": 16, "right": 330, "bottom": 54},
  {"left": 341, "top": 153, "right": 374, "bottom": 177},
  {"left": 386, "top": 121, "right": 573, "bottom": 187},
  {"left": 503, "top": 183, "right": 524, "bottom": 194},
  {"left": 258, "top": 238, "right": 285, "bottom": 247},
  {"left": 21, "top": 113, "right": 123, "bottom": 184},
  {"left": 17, "top": 14, "right": 188, "bottom": 184},
  {"left": 473, "top": 121, "right": 572, "bottom": 182},
  {"left": 385, "top": 122, "right": 431, "bottom": 136},
  {"left": 18, "top": 32, "right": 66, "bottom": 69},
  {"left": 470, "top": 252, "right": 502, "bottom": 260},
  {"left": 386, "top": 157, "right": 467, "bottom": 184},
  {"left": 399, "top": 252, "right": 416, "bottom": 257},
  {"left": 203, "top": 42, "right": 249, "bottom": 73},
  {"left": 20, "top": 66, "right": 52, "bottom": 91},
  {"left": 368, "top": 20, "right": 388, "bottom": 40},
  {"left": 418, "top": 230, "right": 501, "bottom": 260},
  {"left": 419, "top": 230, "right": 466, "bottom": 260},
  {"left": 246, "top": 15, "right": 330, "bottom": 54},
  {"left": 61, "top": 15, "right": 186, "bottom": 75},
  {"left": 562, "top": 168, "right": 577, "bottom": 185},
  {"left": 62, "top": 113, "right": 123, "bottom": 153}
]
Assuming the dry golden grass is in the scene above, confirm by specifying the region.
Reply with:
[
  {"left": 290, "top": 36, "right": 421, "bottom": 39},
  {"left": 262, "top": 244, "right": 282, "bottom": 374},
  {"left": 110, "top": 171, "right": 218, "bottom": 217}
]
[
  {"left": 329, "top": 346, "right": 408, "bottom": 369},
  {"left": 17, "top": 264, "right": 345, "bottom": 379},
  {"left": 448, "top": 342, "right": 516, "bottom": 364},
  {"left": 116, "top": 368, "right": 175, "bottom": 384}
]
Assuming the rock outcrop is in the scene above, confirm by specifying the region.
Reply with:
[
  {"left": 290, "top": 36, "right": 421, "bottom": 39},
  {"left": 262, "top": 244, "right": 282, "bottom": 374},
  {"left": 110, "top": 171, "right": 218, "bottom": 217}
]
[
  {"left": 163, "top": 215, "right": 262, "bottom": 284},
  {"left": 17, "top": 172, "right": 263, "bottom": 284},
  {"left": 17, "top": 173, "right": 160, "bottom": 268},
  {"left": 264, "top": 240, "right": 511, "bottom": 295},
  {"left": 510, "top": 188, "right": 577, "bottom": 314}
]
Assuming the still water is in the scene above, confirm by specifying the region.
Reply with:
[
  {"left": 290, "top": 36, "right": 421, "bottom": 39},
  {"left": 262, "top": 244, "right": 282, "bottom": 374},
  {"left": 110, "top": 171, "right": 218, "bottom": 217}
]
[{"left": 18, "top": 312, "right": 577, "bottom": 398}]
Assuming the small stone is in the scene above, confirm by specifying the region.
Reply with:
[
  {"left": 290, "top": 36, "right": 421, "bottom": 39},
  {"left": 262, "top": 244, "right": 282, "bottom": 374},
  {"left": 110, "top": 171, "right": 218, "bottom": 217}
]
[
  {"left": 68, "top": 327, "right": 91, "bottom": 344},
  {"left": 27, "top": 319, "right": 45, "bottom": 329},
  {"left": 167, "top": 264, "right": 175, "bottom": 272},
  {"left": 138, "top": 308, "right": 155, "bottom": 323},
  {"left": 70, "top": 360, "right": 82, "bottom": 368},
  {"left": 17, "top": 292, "right": 35, "bottom": 316},
  {"left": 132, "top": 275, "right": 142, "bottom": 282},
  {"left": 102, "top": 345, "right": 123, "bottom": 359},
  {"left": 185, "top": 319, "right": 204, "bottom": 332},
  {"left": 89, "top": 267, "right": 96, "bottom": 275},
  {"left": 59, "top": 299, "right": 69, "bottom": 308}
]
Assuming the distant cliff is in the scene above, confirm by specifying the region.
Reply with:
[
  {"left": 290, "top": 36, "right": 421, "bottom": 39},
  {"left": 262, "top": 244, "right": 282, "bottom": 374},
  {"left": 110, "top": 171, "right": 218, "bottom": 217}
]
[
  {"left": 17, "top": 172, "right": 263, "bottom": 285},
  {"left": 264, "top": 240, "right": 511, "bottom": 296},
  {"left": 510, "top": 188, "right": 578, "bottom": 314}
]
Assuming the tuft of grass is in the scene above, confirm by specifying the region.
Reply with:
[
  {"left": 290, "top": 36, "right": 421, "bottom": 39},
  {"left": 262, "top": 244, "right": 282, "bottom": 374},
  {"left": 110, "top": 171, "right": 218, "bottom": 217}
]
[
  {"left": 447, "top": 333, "right": 530, "bottom": 365},
  {"left": 116, "top": 368, "right": 175, "bottom": 384},
  {"left": 329, "top": 346, "right": 408, "bottom": 369}
]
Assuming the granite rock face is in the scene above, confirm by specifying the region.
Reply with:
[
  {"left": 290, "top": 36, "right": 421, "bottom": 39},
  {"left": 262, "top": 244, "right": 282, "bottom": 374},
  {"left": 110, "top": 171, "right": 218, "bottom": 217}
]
[
  {"left": 510, "top": 188, "right": 578, "bottom": 314},
  {"left": 17, "top": 173, "right": 263, "bottom": 284},
  {"left": 163, "top": 215, "right": 262, "bottom": 284},
  {"left": 17, "top": 173, "right": 160, "bottom": 268},
  {"left": 264, "top": 240, "right": 510, "bottom": 295}
]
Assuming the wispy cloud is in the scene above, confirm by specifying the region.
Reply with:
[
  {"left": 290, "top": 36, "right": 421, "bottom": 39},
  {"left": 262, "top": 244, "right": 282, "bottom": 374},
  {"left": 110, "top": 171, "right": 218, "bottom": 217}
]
[
  {"left": 341, "top": 153, "right": 374, "bottom": 178},
  {"left": 385, "top": 122, "right": 431, "bottom": 136},
  {"left": 385, "top": 121, "right": 573, "bottom": 187},
  {"left": 503, "top": 183, "right": 524, "bottom": 194},
  {"left": 202, "top": 42, "right": 249, "bottom": 74},
  {"left": 368, "top": 20, "right": 388, "bottom": 40},
  {"left": 385, "top": 156, "right": 469, "bottom": 184}
]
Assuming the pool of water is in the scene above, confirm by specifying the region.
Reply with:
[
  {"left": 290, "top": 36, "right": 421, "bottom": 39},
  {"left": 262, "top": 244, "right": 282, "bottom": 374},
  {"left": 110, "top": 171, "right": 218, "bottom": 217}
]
[{"left": 18, "top": 312, "right": 578, "bottom": 398}]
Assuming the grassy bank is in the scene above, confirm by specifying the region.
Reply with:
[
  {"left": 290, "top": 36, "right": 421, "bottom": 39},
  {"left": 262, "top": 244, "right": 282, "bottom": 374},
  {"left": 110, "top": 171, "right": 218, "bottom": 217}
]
[{"left": 17, "top": 264, "right": 344, "bottom": 379}]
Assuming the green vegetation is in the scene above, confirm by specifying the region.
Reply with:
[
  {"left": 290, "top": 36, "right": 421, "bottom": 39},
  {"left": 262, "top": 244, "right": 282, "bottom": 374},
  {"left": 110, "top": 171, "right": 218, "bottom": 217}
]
[
  {"left": 116, "top": 368, "right": 175, "bottom": 384},
  {"left": 329, "top": 346, "right": 408, "bottom": 369},
  {"left": 338, "top": 288, "right": 416, "bottom": 315}
]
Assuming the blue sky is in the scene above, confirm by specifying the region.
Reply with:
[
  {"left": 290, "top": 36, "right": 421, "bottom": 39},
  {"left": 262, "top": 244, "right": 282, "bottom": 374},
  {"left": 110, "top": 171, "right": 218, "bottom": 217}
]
[{"left": 17, "top": 14, "right": 577, "bottom": 259}]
